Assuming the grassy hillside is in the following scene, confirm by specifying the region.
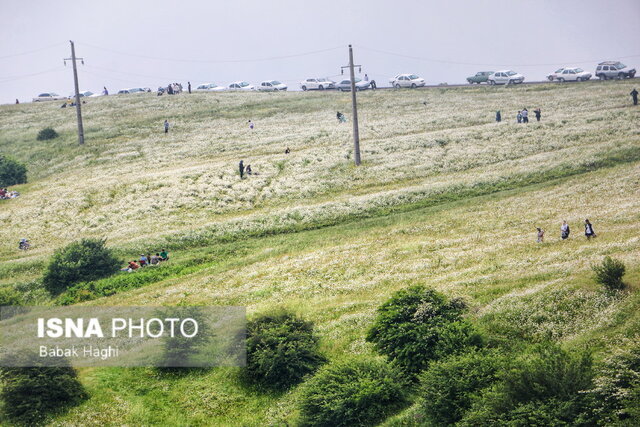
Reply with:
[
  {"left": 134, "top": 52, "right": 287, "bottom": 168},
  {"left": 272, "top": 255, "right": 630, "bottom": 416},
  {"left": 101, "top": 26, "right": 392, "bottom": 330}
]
[{"left": 0, "top": 80, "right": 639, "bottom": 425}]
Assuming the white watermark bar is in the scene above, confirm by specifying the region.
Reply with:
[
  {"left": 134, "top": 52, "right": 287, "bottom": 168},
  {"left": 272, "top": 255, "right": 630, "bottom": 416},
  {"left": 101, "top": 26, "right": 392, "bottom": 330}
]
[{"left": 0, "top": 306, "right": 246, "bottom": 367}]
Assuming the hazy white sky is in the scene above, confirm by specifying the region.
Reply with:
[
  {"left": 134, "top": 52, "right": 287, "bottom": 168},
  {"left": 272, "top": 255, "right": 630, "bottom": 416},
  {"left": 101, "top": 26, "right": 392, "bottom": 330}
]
[{"left": 1, "top": 0, "right": 638, "bottom": 103}]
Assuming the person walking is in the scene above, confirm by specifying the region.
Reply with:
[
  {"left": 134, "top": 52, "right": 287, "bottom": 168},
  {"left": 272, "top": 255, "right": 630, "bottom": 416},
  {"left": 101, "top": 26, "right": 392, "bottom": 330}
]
[
  {"left": 522, "top": 108, "right": 529, "bottom": 123},
  {"left": 561, "top": 220, "right": 570, "bottom": 240},
  {"left": 631, "top": 88, "right": 638, "bottom": 106},
  {"left": 188, "top": 82, "right": 192, "bottom": 94},
  {"left": 103, "top": 86, "right": 109, "bottom": 95},
  {"left": 517, "top": 111, "right": 522, "bottom": 123},
  {"left": 370, "top": 79, "right": 377, "bottom": 90},
  {"left": 364, "top": 74, "right": 369, "bottom": 82},
  {"left": 239, "top": 160, "right": 245, "bottom": 179},
  {"left": 534, "top": 108, "right": 541, "bottom": 121},
  {"left": 15, "top": 99, "right": 19, "bottom": 104},
  {"left": 496, "top": 110, "right": 501, "bottom": 122},
  {"left": 536, "top": 227, "right": 545, "bottom": 243},
  {"left": 584, "top": 219, "right": 596, "bottom": 240},
  {"left": 164, "top": 120, "right": 169, "bottom": 134}
]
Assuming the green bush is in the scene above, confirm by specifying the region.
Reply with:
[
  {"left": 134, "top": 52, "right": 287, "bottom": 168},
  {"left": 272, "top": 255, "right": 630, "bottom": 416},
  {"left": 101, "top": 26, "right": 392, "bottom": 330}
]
[
  {"left": 418, "top": 350, "right": 505, "bottom": 425},
  {"left": 36, "top": 127, "right": 58, "bottom": 141},
  {"left": 585, "top": 337, "right": 640, "bottom": 425},
  {"left": 460, "top": 342, "right": 594, "bottom": 426},
  {"left": 0, "top": 155, "right": 27, "bottom": 187},
  {"left": 42, "top": 238, "right": 121, "bottom": 295},
  {"left": 298, "top": 355, "right": 408, "bottom": 427},
  {"left": 593, "top": 256, "right": 626, "bottom": 290},
  {"left": 366, "top": 285, "right": 482, "bottom": 376},
  {"left": 245, "top": 310, "right": 325, "bottom": 390},
  {"left": 0, "top": 286, "right": 22, "bottom": 306},
  {"left": 0, "top": 358, "right": 87, "bottom": 424}
]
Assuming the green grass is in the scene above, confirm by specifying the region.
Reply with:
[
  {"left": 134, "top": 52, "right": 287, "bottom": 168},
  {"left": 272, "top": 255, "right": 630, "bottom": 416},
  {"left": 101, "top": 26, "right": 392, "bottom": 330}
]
[{"left": 0, "top": 81, "right": 639, "bottom": 425}]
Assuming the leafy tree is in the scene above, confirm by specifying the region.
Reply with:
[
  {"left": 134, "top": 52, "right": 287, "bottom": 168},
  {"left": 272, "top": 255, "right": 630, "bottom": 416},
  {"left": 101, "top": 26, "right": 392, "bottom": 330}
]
[
  {"left": 593, "top": 256, "right": 626, "bottom": 290},
  {"left": 42, "top": 238, "right": 121, "bottom": 295},
  {"left": 298, "top": 355, "right": 407, "bottom": 427},
  {"left": 460, "top": 342, "right": 594, "bottom": 426},
  {"left": 0, "top": 358, "right": 87, "bottom": 424},
  {"left": 245, "top": 310, "right": 325, "bottom": 390},
  {"left": 418, "top": 349, "right": 505, "bottom": 425},
  {"left": 0, "top": 155, "right": 27, "bottom": 187},
  {"left": 366, "top": 285, "right": 482, "bottom": 376}
]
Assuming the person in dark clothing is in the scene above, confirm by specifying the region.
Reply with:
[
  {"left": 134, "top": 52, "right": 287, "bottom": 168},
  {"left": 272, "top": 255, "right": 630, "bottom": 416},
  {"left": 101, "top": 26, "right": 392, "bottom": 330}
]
[
  {"left": 167, "top": 85, "right": 174, "bottom": 95},
  {"left": 584, "top": 219, "right": 596, "bottom": 240},
  {"left": 239, "top": 160, "right": 245, "bottom": 179},
  {"left": 164, "top": 120, "right": 169, "bottom": 133},
  {"left": 188, "top": 82, "right": 192, "bottom": 94},
  {"left": 534, "top": 108, "right": 541, "bottom": 121},
  {"left": 336, "top": 111, "right": 346, "bottom": 123},
  {"left": 631, "top": 88, "right": 638, "bottom": 106},
  {"left": 370, "top": 80, "right": 377, "bottom": 90},
  {"left": 496, "top": 110, "right": 501, "bottom": 122},
  {"left": 285, "top": 147, "right": 291, "bottom": 154},
  {"left": 245, "top": 164, "right": 252, "bottom": 175},
  {"left": 15, "top": 99, "right": 19, "bottom": 104},
  {"left": 103, "top": 86, "right": 109, "bottom": 95}
]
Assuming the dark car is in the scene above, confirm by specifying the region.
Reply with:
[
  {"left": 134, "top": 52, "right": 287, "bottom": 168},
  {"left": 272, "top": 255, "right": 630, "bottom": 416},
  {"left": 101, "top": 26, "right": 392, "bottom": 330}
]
[{"left": 467, "top": 71, "right": 494, "bottom": 84}]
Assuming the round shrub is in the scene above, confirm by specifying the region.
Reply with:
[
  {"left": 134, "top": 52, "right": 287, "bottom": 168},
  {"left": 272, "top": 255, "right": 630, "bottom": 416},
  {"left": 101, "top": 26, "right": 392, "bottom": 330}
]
[
  {"left": 593, "top": 256, "right": 626, "bottom": 290},
  {"left": 0, "top": 155, "right": 27, "bottom": 187},
  {"left": 245, "top": 310, "right": 325, "bottom": 390},
  {"left": 0, "top": 358, "right": 87, "bottom": 424},
  {"left": 42, "top": 238, "right": 121, "bottom": 295},
  {"left": 36, "top": 127, "right": 58, "bottom": 141},
  {"left": 298, "top": 355, "right": 408, "bottom": 427},
  {"left": 418, "top": 350, "right": 504, "bottom": 425},
  {"left": 366, "top": 285, "right": 482, "bottom": 376}
]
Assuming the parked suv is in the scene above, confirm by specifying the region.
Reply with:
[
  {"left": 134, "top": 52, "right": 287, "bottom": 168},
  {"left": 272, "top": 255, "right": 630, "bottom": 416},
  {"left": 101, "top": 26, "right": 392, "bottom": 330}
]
[
  {"left": 595, "top": 62, "right": 636, "bottom": 80},
  {"left": 467, "top": 71, "right": 494, "bottom": 84}
]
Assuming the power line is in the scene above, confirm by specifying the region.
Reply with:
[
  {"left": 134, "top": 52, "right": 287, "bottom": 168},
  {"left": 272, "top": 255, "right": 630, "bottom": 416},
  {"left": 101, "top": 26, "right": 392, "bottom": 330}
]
[
  {"left": 0, "top": 41, "right": 66, "bottom": 60},
  {"left": 0, "top": 67, "right": 65, "bottom": 83},
  {"left": 76, "top": 42, "right": 343, "bottom": 64},
  {"left": 355, "top": 45, "right": 640, "bottom": 67}
]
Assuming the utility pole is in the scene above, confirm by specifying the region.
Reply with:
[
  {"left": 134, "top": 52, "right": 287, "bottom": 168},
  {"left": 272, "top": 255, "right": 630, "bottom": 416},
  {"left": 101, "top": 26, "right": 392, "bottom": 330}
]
[
  {"left": 341, "top": 45, "right": 361, "bottom": 166},
  {"left": 64, "top": 40, "right": 85, "bottom": 145}
]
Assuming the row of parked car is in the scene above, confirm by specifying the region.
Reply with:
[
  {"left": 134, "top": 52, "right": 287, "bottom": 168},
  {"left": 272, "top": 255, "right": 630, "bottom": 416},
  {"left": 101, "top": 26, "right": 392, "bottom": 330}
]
[{"left": 466, "top": 61, "right": 636, "bottom": 85}]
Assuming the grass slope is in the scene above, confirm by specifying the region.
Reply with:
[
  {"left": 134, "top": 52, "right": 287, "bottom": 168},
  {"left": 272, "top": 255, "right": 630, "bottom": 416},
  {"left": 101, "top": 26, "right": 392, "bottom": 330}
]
[{"left": 0, "top": 80, "right": 638, "bottom": 425}]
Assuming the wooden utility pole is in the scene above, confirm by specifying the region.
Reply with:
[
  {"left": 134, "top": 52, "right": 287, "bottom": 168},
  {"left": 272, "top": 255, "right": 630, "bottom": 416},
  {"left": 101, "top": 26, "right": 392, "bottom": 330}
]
[
  {"left": 64, "top": 40, "right": 85, "bottom": 145},
  {"left": 341, "top": 45, "right": 361, "bottom": 166}
]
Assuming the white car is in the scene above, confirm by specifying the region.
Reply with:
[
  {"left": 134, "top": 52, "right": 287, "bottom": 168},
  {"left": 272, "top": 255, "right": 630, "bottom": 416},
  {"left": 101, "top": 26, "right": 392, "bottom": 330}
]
[
  {"left": 32, "top": 92, "right": 66, "bottom": 102},
  {"left": 228, "top": 81, "right": 255, "bottom": 91},
  {"left": 389, "top": 74, "right": 426, "bottom": 88},
  {"left": 488, "top": 70, "right": 525, "bottom": 85},
  {"left": 117, "top": 88, "right": 147, "bottom": 94},
  {"left": 76, "top": 90, "right": 100, "bottom": 98},
  {"left": 258, "top": 80, "right": 288, "bottom": 91},
  {"left": 196, "top": 83, "right": 226, "bottom": 92},
  {"left": 546, "top": 67, "right": 592, "bottom": 82},
  {"left": 300, "top": 78, "right": 335, "bottom": 91}
]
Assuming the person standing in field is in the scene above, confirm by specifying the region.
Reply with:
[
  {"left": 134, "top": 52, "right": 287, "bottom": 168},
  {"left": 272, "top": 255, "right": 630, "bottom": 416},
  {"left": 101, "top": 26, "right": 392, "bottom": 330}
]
[
  {"left": 522, "top": 108, "right": 529, "bottom": 123},
  {"left": 561, "top": 220, "right": 570, "bottom": 240},
  {"left": 164, "top": 120, "right": 169, "bottom": 134},
  {"left": 584, "top": 219, "right": 596, "bottom": 240},
  {"left": 496, "top": 110, "right": 501, "bottom": 122},
  {"left": 364, "top": 74, "right": 369, "bottom": 82},
  {"left": 534, "top": 108, "right": 541, "bottom": 121},
  {"left": 370, "top": 79, "right": 377, "bottom": 90},
  {"left": 239, "top": 160, "right": 245, "bottom": 179},
  {"left": 536, "top": 227, "right": 545, "bottom": 243},
  {"left": 517, "top": 111, "right": 522, "bottom": 123},
  {"left": 188, "top": 81, "right": 192, "bottom": 94},
  {"left": 631, "top": 88, "right": 638, "bottom": 106}
]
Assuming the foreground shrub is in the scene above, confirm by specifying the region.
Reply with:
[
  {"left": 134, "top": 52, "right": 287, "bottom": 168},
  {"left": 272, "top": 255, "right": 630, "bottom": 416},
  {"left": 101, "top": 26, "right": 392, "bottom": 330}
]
[
  {"left": 419, "top": 350, "right": 505, "bottom": 425},
  {"left": 0, "top": 286, "right": 22, "bottom": 306},
  {"left": 460, "top": 342, "right": 593, "bottom": 425},
  {"left": 298, "top": 355, "right": 407, "bottom": 427},
  {"left": 0, "top": 155, "right": 27, "bottom": 187},
  {"left": 42, "top": 238, "right": 121, "bottom": 295},
  {"left": 0, "top": 359, "right": 87, "bottom": 424},
  {"left": 366, "top": 285, "right": 482, "bottom": 375},
  {"left": 593, "top": 256, "right": 626, "bottom": 290},
  {"left": 585, "top": 337, "right": 640, "bottom": 425},
  {"left": 36, "top": 127, "right": 58, "bottom": 141},
  {"left": 245, "top": 310, "right": 325, "bottom": 390}
]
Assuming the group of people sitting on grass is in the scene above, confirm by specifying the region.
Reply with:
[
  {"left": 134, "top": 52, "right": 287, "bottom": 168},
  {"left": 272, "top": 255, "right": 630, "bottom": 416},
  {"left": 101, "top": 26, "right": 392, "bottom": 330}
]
[
  {"left": 536, "top": 219, "right": 596, "bottom": 243},
  {"left": 122, "top": 250, "right": 169, "bottom": 272},
  {"left": 0, "top": 188, "right": 19, "bottom": 200}
]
